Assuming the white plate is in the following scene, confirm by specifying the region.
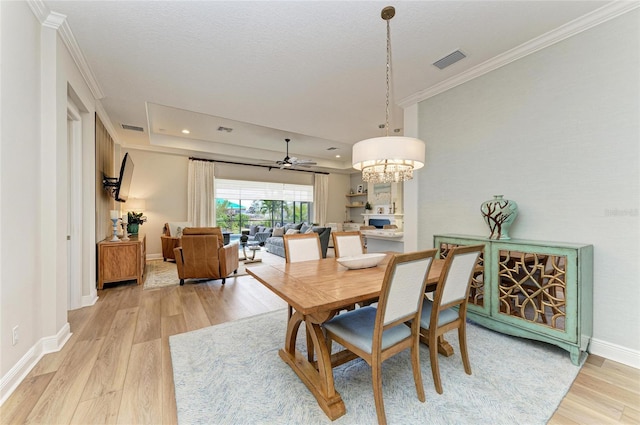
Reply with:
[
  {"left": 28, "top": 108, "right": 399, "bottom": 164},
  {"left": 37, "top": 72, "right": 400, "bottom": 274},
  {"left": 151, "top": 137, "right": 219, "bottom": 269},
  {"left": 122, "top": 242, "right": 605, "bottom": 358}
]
[{"left": 336, "top": 253, "right": 387, "bottom": 270}]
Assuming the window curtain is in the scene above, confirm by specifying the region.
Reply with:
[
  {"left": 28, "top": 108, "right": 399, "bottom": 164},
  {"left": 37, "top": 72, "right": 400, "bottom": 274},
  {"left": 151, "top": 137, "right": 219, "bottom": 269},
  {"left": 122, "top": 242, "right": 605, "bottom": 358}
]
[
  {"left": 187, "top": 159, "right": 216, "bottom": 226},
  {"left": 313, "top": 174, "right": 329, "bottom": 225}
]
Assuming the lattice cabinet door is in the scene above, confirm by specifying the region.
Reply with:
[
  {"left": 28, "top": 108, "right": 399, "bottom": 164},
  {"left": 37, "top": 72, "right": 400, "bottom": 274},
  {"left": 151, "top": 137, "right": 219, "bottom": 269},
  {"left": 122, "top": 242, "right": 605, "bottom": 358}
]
[{"left": 490, "top": 244, "right": 578, "bottom": 342}]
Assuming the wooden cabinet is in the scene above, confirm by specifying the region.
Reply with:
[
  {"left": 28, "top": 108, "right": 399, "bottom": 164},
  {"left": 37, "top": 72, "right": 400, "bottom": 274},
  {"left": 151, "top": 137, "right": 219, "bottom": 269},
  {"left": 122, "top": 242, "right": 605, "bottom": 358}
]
[
  {"left": 434, "top": 234, "right": 593, "bottom": 365},
  {"left": 98, "top": 234, "right": 146, "bottom": 289}
]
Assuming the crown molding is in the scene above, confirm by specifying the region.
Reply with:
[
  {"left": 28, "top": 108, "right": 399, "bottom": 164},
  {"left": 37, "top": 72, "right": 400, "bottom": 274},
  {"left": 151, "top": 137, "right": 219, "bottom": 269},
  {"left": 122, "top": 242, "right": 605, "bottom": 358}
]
[
  {"left": 399, "top": 1, "right": 640, "bottom": 108},
  {"left": 28, "top": 0, "right": 105, "bottom": 100}
]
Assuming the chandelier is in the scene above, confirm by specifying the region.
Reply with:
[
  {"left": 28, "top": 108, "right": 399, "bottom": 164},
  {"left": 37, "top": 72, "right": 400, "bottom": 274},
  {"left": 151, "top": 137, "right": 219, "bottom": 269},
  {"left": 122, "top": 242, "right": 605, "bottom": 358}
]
[{"left": 352, "top": 6, "right": 425, "bottom": 183}]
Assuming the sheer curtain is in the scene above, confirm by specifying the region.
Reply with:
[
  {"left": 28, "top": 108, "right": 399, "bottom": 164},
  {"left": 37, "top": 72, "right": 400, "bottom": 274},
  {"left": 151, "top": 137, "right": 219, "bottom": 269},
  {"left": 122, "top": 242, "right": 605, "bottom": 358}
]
[
  {"left": 187, "top": 159, "right": 216, "bottom": 226},
  {"left": 313, "top": 174, "right": 329, "bottom": 225}
]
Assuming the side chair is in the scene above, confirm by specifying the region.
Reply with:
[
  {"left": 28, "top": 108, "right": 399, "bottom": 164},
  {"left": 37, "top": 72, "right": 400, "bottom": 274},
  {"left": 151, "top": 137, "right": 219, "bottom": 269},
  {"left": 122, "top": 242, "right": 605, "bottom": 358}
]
[
  {"left": 419, "top": 244, "right": 484, "bottom": 394},
  {"left": 283, "top": 232, "right": 323, "bottom": 361},
  {"left": 283, "top": 232, "right": 323, "bottom": 318},
  {"left": 332, "top": 231, "right": 365, "bottom": 258},
  {"left": 323, "top": 249, "right": 437, "bottom": 425}
]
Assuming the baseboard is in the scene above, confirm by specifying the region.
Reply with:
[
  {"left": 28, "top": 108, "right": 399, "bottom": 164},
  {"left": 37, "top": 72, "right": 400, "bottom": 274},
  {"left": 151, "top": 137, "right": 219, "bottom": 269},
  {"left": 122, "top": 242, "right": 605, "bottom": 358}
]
[
  {"left": 146, "top": 253, "right": 162, "bottom": 261},
  {"left": 81, "top": 293, "right": 99, "bottom": 307},
  {"left": 589, "top": 337, "right": 640, "bottom": 369},
  {"left": 0, "top": 322, "right": 72, "bottom": 406}
]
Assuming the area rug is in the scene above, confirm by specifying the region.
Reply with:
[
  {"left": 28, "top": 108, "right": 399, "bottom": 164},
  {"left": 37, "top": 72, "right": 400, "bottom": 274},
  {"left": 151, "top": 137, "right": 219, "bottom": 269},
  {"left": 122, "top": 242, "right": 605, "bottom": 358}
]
[
  {"left": 144, "top": 258, "right": 253, "bottom": 290},
  {"left": 169, "top": 309, "right": 584, "bottom": 424}
]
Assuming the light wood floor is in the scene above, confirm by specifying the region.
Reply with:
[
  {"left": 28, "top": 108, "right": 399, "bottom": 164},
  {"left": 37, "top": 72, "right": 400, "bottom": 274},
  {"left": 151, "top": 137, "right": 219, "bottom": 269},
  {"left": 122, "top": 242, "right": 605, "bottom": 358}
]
[{"left": 1, "top": 261, "right": 639, "bottom": 424}]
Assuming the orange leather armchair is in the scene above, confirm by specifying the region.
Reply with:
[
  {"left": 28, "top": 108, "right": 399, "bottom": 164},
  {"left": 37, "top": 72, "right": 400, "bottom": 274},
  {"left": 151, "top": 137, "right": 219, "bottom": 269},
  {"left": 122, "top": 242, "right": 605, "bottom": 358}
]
[
  {"left": 161, "top": 222, "right": 192, "bottom": 261},
  {"left": 174, "top": 227, "right": 239, "bottom": 285}
]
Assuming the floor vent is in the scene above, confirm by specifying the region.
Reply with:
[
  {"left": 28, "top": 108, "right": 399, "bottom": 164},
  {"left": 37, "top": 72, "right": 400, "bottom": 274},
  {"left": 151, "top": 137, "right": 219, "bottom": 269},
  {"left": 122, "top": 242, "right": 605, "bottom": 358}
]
[
  {"left": 121, "top": 124, "right": 144, "bottom": 132},
  {"left": 433, "top": 50, "right": 466, "bottom": 70}
]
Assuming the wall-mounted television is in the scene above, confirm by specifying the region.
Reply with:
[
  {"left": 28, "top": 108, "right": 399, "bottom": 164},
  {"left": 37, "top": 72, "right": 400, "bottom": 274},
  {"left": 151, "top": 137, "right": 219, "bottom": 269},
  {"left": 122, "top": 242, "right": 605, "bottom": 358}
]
[{"left": 102, "top": 153, "right": 134, "bottom": 202}]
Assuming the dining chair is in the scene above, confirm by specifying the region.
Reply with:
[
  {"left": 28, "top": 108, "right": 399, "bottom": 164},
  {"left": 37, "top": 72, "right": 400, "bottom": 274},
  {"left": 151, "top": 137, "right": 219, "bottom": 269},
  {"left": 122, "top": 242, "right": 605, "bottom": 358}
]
[
  {"left": 323, "top": 249, "right": 437, "bottom": 425},
  {"left": 418, "top": 244, "right": 484, "bottom": 394},
  {"left": 332, "top": 231, "right": 365, "bottom": 258},
  {"left": 283, "top": 232, "right": 322, "bottom": 318},
  {"left": 283, "top": 232, "right": 322, "bottom": 264},
  {"left": 283, "top": 232, "right": 323, "bottom": 361}
]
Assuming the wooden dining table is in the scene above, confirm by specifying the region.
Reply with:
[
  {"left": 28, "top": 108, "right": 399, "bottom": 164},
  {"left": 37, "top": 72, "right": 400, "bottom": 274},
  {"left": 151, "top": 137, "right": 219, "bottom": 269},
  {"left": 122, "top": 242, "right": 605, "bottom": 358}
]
[{"left": 246, "top": 253, "right": 449, "bottom": 420}]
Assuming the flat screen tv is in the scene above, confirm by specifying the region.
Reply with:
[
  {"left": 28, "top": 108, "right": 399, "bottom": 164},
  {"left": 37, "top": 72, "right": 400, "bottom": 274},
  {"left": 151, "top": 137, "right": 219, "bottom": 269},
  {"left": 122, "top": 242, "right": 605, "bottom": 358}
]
[{"left": 103, "top": 153, "right": 134, "bottom": 202}]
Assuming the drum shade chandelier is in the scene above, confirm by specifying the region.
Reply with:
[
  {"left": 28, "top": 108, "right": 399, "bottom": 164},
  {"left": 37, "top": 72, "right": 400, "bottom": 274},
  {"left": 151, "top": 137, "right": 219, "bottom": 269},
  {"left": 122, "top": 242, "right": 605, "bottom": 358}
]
[{"left": 352, "top": 6, "right": 425, "bottom": 183}]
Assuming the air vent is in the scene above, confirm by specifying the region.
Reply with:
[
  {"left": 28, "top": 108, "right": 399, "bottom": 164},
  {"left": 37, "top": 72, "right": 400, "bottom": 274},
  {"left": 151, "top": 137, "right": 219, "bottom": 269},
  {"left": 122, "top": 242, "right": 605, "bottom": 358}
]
[
  {"left": 433, "top": 50, "right": 466, "bottom": 70},
  {"left": 121, "top": 124, "right": 144, "bottom": 132},
  {"left": 327, "top": 147, "right": 338, "bottom": 151},
  {"left": 217, "top": 126, "right": 233, "bottom": 133}
]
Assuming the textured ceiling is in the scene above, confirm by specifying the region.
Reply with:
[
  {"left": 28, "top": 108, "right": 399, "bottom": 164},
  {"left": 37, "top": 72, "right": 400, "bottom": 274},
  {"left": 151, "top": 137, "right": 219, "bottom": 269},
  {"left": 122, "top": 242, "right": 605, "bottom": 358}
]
[{"left": 44, "top": 0, "right": 614, "bottom": 172}]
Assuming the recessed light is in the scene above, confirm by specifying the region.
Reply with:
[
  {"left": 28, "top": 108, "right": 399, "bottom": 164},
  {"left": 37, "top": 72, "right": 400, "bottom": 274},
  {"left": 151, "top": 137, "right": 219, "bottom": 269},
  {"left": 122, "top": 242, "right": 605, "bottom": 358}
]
[
  {"left": 335, "top": 155, "right": 341, "bottom": 158},
  {"left": 182, "top": 129, "right": 190, "bottom": 134}
]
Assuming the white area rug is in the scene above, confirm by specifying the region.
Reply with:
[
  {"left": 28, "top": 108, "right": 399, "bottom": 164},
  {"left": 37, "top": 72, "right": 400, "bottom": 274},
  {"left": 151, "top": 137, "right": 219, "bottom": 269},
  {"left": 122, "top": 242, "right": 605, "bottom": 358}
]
[
  {"left": 144, "top": 255, "right": 260, "bottom": 290},
  {"left": 169, "top": 309, "right": 583, "bottom": 424}
]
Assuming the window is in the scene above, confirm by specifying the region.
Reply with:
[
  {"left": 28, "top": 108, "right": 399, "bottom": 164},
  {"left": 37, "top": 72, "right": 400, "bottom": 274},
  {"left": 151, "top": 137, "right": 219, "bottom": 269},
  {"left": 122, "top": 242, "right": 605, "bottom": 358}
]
[{"left": 215, "top": 179, "right": 313, "bottom": 232}]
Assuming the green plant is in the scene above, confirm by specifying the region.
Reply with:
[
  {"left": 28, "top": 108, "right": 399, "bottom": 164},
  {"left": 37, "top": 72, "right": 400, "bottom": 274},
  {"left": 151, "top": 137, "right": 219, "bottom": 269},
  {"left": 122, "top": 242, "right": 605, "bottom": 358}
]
[
  {"left": 127, "top": 211, "right": 147, "bottom": 225},
  {"left": 365, "top": 202, "right": 372, "bottom": 210}
]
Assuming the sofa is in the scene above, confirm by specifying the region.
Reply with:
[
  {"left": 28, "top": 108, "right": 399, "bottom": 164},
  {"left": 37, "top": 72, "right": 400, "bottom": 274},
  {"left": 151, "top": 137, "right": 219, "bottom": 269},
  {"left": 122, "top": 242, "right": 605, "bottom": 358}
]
[
  {"left": 265, "top": 223, "right": 331, "bottom": 258},
  {"left": 246, "top": 224, "right": 273, "bottom": 246}
]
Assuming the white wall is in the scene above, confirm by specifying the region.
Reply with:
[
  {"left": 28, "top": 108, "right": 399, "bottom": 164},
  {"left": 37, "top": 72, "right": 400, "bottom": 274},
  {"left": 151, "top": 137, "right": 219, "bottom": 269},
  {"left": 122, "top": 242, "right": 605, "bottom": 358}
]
[
  {"left": 124, "top": 148, "right": 350, "bottom": 258},
  {"left": 413, "top": 11, "right": 639, "bottom": 365},
  {"left": 1, "top": 1, "right": 98, "bottom": 402},
  {"left": 1, "top": 1, "right": 43, "bottom": 381}
]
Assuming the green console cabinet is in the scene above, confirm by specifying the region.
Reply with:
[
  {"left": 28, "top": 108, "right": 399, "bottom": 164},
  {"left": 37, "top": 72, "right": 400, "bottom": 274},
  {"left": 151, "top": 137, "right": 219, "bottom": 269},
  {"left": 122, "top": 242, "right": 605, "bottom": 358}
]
[{"left": 434, "top": 234, "right": 593, "bottom": 365}]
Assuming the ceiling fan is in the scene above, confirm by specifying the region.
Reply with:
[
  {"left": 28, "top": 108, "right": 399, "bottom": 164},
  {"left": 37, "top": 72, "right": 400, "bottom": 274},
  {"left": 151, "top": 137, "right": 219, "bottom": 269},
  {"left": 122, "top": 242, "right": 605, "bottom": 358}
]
[{"left": 275, "top": 138, "right": 317, "bottom": 169}]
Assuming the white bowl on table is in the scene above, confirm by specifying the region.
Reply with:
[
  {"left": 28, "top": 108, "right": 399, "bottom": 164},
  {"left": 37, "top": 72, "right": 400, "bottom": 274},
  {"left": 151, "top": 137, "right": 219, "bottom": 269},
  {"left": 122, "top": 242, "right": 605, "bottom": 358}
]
[{"left": 336, "top": 253, "right": 387, "bottom": 270}]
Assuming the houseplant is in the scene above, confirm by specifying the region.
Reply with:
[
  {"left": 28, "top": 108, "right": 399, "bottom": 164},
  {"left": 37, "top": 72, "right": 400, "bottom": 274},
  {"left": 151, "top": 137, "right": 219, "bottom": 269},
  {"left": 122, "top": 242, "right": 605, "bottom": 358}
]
[
  {"left": 127, "top": 211, "right": 147, "bottom": 235},
  {"left": 364, "top": 202, "right": 372, "bottom": 212}
]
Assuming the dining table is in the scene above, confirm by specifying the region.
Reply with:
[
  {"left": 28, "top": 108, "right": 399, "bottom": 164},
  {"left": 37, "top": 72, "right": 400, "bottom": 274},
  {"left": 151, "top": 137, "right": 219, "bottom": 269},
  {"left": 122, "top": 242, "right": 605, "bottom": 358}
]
[{"left": 246, "top": 253, "right": 451, "bottom": 420}]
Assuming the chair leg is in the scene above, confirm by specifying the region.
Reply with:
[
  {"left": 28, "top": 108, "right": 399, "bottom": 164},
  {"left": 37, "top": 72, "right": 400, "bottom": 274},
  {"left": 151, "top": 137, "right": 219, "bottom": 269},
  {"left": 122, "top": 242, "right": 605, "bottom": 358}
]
[
  {"left": 372, "top": 359, "right": 387, "bottom": 425},
  {"left": 429, "top": 331, "right": 443, "bottom": 394},
  {"left": 221, "top": 278, "right": 226, "bottom": 285},
  {"left": 179, "top": 279, "right": 184, "bottom": 286},
  {"left": 411, "top": 339, "right": 426, "bottom": 402},
  {"left": 458, "top": 324, "right": 472, "bottom": 375}
]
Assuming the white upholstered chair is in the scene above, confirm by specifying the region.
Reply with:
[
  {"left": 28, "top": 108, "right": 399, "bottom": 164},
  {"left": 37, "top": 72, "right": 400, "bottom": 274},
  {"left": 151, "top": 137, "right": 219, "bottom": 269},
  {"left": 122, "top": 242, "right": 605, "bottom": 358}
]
[
  {"left": 323, "top": 249, "right": 437, "bottom": 425},
  {"left": 283, "top": 232, "right": 322, "bottom": 264},
  {"left": 283, "top": 232, "right": 322, "bottom": 319},
  {"left": 419, "top": 244, "right": 484, "bottom": 394},
  {"left": 332, "top": 231, "right": 365, "bottom": 258}
]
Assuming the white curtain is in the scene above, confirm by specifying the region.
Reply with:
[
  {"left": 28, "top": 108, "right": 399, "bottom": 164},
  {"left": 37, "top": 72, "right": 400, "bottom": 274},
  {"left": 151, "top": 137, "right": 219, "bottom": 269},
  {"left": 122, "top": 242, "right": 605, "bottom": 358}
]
[
  {"left": 313, "top": 174, "right": 329, "bottom": 226},
  {"left": 187, "top": 159, "right": 216, "bottom": 227}
]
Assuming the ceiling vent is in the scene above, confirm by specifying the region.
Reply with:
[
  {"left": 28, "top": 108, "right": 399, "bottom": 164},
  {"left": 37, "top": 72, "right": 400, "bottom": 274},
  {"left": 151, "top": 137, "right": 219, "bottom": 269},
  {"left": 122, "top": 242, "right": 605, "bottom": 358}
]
[
  {"left": 327, "top": 147, "right": 338, "bottom": 151},
  {"left": 217, "top": 126, "right": 233, "bottom": 133},
  {"left": 433, "top": 50, "right": 466, "bottom": 70},
  {"left": 121, "top": 124, "right": 144, "bottom": 132}
]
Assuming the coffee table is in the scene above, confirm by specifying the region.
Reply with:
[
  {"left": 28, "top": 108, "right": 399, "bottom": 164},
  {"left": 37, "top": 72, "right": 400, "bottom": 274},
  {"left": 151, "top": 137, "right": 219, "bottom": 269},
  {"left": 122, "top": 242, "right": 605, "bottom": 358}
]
[
  {"left": 239, "top": 236, "right": 262, "bottom": 263},
  {"left": 242, "top": 245, "right": 262, "bottom": 263}
]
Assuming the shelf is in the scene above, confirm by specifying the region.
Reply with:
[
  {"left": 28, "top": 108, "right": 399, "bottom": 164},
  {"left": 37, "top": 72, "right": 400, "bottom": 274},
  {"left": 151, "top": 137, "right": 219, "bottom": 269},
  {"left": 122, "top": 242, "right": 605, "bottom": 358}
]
[
  {"left": 346, "top": 204, "right": 365, "bottom": 208},
  {"left": 346, "top": 193, "right": 367, "bottom": 197}
]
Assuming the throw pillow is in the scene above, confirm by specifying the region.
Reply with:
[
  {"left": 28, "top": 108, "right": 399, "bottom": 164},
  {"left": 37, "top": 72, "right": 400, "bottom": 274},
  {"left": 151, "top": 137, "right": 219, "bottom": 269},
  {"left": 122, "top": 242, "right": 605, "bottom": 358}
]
[
  {"left": 300, "top": 224, "right": 311, "bottom": 234},
  {"left": 304, "top": 227, "right": 314, "bottom": 234},
  {"left": 176, "top": 227, "right": 183, "bottom": 238},
  {"left": 249, "top": 225, "right": 258, "bottom": 236},
  {"left": 272, "top": 227, "right": 285, "bottom": 237},
  {"left": 285, "top": 229, "right": 299, "bottom": 235}
]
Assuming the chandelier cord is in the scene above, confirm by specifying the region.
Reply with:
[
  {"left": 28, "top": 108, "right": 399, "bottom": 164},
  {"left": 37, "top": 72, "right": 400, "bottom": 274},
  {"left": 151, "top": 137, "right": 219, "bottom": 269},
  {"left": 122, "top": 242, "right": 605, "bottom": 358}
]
[{"left": 385, "top": 17, "right": 391, "bottom": 139}]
